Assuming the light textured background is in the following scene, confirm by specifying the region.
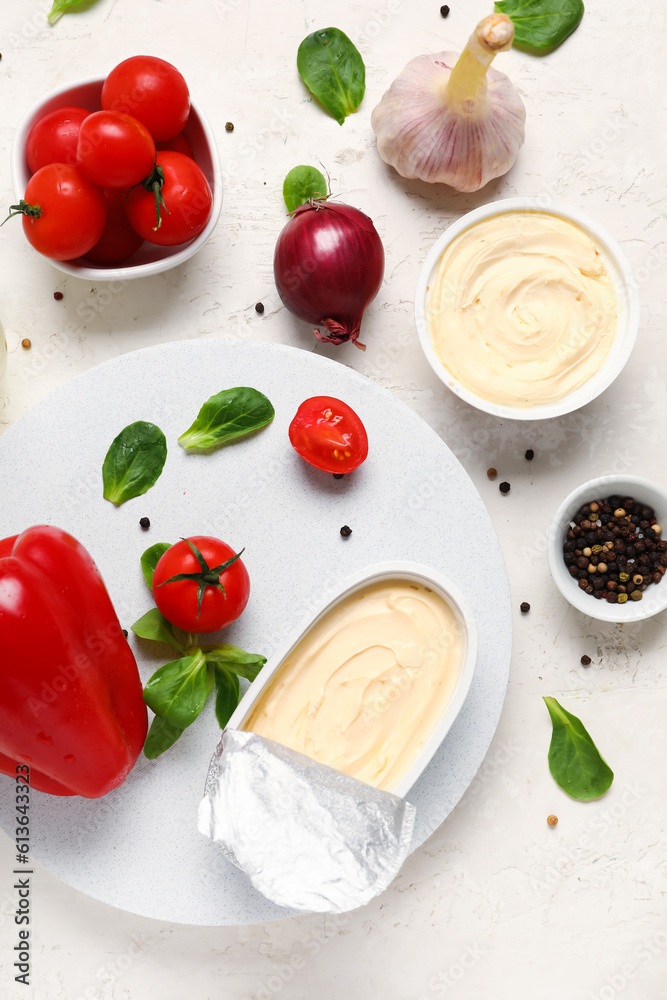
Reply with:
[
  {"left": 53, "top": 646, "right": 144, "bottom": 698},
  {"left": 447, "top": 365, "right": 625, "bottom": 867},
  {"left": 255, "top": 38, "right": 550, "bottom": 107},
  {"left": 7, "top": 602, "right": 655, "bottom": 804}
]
[{"left": 0, "top": 0, "right": 666, "bottom": 996}]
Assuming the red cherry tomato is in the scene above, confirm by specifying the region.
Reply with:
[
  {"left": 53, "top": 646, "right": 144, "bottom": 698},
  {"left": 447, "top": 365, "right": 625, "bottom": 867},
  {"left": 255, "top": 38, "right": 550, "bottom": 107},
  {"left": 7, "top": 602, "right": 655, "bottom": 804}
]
[
  {"left": 152, "top": 537, "right": 250, "bottom": 634},
  {"left": 77, "top": 111, "right": 156, "bottom": 188},
  {"left": 84, "top": 189, "right": 143, "bottom": 265},
  {"left": 26, "top": 106, "right": 90, "bottom": 173},
  {"left": 289, "top": 396, "right": 369, "bottom": 474},
  {"left": 155, "top": 131, "right": 193, "bottom": 158},
  {"left": 124, "top": 151, "right": 212, "bottom": 246},
  {"left": 101, "top": 55, "right": 190, "bottom": 141},
  {"left": 15, "top": 164, "right": 107, "bottom": 260}
]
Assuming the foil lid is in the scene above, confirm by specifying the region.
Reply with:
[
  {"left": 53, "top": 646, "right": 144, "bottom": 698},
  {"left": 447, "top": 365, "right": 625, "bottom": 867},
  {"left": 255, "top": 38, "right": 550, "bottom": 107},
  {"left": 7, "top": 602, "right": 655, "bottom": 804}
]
[{"left": 197, "top": 729, "right": 416, "bottom": 913}]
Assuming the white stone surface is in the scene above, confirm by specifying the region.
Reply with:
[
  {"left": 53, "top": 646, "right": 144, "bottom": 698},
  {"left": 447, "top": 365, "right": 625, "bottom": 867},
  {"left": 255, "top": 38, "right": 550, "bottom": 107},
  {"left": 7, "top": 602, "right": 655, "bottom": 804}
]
[{"left": 0, "top": 0, "right": 666, "bottom": 996}]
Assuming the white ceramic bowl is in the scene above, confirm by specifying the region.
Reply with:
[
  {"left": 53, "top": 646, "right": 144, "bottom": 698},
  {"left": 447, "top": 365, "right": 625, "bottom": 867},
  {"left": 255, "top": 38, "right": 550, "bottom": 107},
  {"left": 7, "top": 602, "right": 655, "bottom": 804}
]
[
  {"left": 225, "top": 561, "right": 478, "bottom": 800},
  {"left": 11, "top": 76, "right": 222, "bottom": 280},
  {"left": 414, "top": 197, "right": 640, "bottom": 421},
  {"left": 547, "top": 475, "right": 667, "bottom": 623}
]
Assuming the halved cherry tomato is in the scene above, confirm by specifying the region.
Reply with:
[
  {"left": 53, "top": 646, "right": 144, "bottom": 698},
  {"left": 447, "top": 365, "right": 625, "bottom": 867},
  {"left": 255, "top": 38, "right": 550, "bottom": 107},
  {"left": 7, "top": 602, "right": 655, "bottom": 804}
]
[
  {"left": 11, "top": 164, "right": 107, "bottom": 261},
  {"left": 124, "top": 151, "right": 212, "bottom": 246},
  {"left": 26, "top": 106, "right": 90, "bottom": 173},
  {"left": 152, "top": 536, "right": 250, "bottom": 634},
  {"left": 289, "top": 396, "right": 368, "bottom": 474},
  {"left": 77, "top": 111, "right": 156, "bottom": 188},
  {"left": 84, "top": 188, "right": 144, "bottom": 265},
  {"left": 101, "top": 55, "right": 190, "bottom": 141}
]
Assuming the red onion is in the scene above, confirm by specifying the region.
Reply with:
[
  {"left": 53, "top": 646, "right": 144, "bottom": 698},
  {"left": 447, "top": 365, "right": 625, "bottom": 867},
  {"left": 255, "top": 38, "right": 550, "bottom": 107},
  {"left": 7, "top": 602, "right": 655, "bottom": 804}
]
[{"left": 273, "top": 200, "right": 384, "bottom": 351}]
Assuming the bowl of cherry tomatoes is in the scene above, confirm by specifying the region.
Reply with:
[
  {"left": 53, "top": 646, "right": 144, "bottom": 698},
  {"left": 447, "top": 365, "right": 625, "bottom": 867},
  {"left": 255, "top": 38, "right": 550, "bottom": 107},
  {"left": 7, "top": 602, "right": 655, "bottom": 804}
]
[{"left": 11, "top": 56, "right": 222, "bottom": 280}]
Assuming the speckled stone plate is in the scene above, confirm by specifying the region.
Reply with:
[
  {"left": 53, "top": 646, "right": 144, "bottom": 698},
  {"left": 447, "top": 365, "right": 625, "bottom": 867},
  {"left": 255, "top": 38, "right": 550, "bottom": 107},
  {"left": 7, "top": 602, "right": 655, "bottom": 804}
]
[{"left": 0, "top": 339, "right": 511, "bottom": 925}]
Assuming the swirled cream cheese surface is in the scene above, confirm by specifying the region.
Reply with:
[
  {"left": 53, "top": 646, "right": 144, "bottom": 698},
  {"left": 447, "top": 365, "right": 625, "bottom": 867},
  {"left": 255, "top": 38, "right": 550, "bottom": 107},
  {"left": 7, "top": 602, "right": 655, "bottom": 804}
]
[
  {"left": 243, "top": 580, "right": 464, "bottom": 792},
  {"left": 426, "top": 211, "right": 618, "bottom": 407}
]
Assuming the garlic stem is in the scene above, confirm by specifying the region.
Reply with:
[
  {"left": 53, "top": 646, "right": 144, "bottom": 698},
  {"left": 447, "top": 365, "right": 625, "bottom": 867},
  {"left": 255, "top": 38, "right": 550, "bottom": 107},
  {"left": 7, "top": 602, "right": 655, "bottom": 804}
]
[{"left": 446, "top": 14, "right": 514, "bottom": 107}]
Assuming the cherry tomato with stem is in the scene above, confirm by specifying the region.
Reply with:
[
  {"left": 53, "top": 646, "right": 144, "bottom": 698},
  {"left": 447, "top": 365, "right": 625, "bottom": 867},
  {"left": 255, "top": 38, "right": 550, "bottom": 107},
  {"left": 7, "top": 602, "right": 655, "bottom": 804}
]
[
  {"left": 152, "top": 537, "right": 250, "bottom": 634},
  {"left": 289, "top": 396, "right": 369, "bottom": 474},
  {"left": 124, "top": 151, "right": 212, "bottom": 246},
  {"left": 77, "top": 110, "right": 156, "bottom": 189},
  {"left": 84, "top": 188, "right": 144, "bottom": 265},
  {"left": 26, "top": 106, "right": 90, "bottom": 173},
  {"left": 101, "top": 55, "right": 190, "bottom": 141},
  {"left": 5, "top": 163, "right": 107, "bottom": 260}
]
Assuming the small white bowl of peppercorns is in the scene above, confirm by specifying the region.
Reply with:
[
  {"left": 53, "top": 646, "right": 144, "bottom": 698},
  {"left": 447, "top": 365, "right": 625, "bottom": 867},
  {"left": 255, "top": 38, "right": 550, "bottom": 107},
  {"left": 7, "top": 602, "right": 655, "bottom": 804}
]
[{"left": 548, "top": 475, "right": 667, "bottom": 622}]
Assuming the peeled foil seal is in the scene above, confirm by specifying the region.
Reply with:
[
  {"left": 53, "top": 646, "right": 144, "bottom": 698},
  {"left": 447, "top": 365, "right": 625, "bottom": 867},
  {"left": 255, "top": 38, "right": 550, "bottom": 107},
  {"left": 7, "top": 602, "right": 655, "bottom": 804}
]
[{"left": 197, "top": 729, "right": 416, "bottom": 913}]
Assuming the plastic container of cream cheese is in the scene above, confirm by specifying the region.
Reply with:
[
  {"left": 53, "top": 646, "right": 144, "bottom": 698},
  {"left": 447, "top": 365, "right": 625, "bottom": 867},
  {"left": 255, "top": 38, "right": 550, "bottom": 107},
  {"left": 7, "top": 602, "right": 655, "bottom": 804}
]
[{"left": 225, "top": 561, "right": 478, "bottom": 800}]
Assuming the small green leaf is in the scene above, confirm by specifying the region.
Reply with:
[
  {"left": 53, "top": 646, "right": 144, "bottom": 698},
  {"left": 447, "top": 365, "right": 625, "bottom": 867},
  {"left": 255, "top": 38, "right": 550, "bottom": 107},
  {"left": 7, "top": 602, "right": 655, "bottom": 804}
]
[
  {"left": 544, "top": 697, "right": 614, "bottom": 801},
  {"left": 494, "top": 0, "right": 584, "bottom": 50},
  {"left": 178, "top": 387, "right": 275, "bottom": 453},
  {"left": 143, "top": 715, "right": 185, "bottom": 759},
  {"left": 47, "top": 0, "right": 103, "bottom": 24},
  {"left": 283, "top": 165, "right": 328, "bottom": 214},
  {"left": 297, "top": 27, "right": 365, "bottom": 126},
  {"left": 214, "top": 666, "right": 240, "bottom": 729},
  {"left": 102, "top": 421, "right": 167, "bottom": 506},
  {"left": 131, "top": 607, "right": 185, "bottom": 653},
  {"left": 143, "top": 649, "right": 209, "bottom": 729},
  {"left": 205, "top": 645, "right": 267, "bottom": 682},
  {"left": 141, "top": 543, "right": 172, "bottom": 588}
]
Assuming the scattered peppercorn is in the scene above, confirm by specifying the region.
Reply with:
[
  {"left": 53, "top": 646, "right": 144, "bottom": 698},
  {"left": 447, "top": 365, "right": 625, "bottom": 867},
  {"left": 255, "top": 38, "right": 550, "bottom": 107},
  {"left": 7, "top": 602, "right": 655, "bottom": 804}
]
[
  {"left": 255, "top": 302, "right": 264, "bottom": 314},
  {"left": 225, "top": 122, "right": 234, "bottom": 132},
  {"left": 333, "top": 473, "right": 344, "bottom": 480},
  {"left": 525, "top": 449, "right": 535, "bottom": 461},
  {"left": 340, "top": 525, "right": 352, "bottom": 538},
  {"left": 21, "top": 338, "right": 31, "bottom": 350},
  {"left": 440, "top": 4, "right": 450, "bottom": 16},
  {"left": 499, "top": 481, "right": 511, "bottom": 494},
  {"left": 580, "top": 654, "right": 591, "bottom": 666},
  {"left": 53, "top": 291, "right": 63, "bottom": 300},
  {"left": 547, "top": 815, "right": 558, "bottom": 827},
  {"left": 122, "top": 629, "right": 128, "bottom": 638},
  {"left": 139, "top": 517, "right": 150, "bottom": 529},
  {"left": 520, "top": 602, "right": 530, "bottom": 613},
  {"left": 487, "top": 468, "right": 497, "bottom": 480},
  {"left": 563, "top": 495, "right": 663, "bottom": 605}
]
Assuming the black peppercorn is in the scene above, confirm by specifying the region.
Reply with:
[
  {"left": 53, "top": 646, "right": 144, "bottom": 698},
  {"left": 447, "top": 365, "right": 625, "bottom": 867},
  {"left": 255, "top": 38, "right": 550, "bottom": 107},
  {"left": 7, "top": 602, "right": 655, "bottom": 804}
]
[
  {"left": 255, "top": 302, "right": 265, "bottom": 314},
  {"left": 340, "top": 525, "right": 352, "bottom": 537},
  {"left": 333, "top": 473, "right": 344, "bottom": 480},
  {"left": 520, "top": 602, "right": 530, "bottom": 613},
  {"left": 53, "top": 291, "right": 63, "bottom": 300},
  {"left": 122, "top": 629, "right": 128, "bottom": 638},
  {"left": 440, "top": 4, "right": 450, "bottom": 16},
  {"left": 525, "top": 449, "right": 534, "bottom": 461},
  {"left": 140, "top": 517, "right": 150, "bottom": 529},
  {"left": 580, "top": 655, "right": 591, "bottom": 665},
  {"left": 499, "top": 481, "right": 510, "bottom": 494}
]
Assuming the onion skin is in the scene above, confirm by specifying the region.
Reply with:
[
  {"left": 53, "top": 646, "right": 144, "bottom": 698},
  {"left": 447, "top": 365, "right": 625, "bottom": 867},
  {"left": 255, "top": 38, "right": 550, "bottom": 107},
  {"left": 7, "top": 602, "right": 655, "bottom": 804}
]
[{"left": 273, "top": 201, "right": 384, "bottom": 350}]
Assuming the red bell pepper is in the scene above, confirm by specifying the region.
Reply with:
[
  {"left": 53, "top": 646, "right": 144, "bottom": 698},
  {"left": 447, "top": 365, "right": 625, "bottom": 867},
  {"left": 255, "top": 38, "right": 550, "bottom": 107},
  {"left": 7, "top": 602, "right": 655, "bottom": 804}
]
[{"left": 0, "top": 526, "right": 147, "bottom": 797}]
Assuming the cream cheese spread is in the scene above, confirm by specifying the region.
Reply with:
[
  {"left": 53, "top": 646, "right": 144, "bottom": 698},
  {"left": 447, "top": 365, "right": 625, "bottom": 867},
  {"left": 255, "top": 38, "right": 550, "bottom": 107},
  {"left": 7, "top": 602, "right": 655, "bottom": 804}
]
[
  {"left": 243, "top": 579, "right": 464, "bottom": 792},
  {"left": 426, "top": 211, "right": 618, "bottom": 407}
]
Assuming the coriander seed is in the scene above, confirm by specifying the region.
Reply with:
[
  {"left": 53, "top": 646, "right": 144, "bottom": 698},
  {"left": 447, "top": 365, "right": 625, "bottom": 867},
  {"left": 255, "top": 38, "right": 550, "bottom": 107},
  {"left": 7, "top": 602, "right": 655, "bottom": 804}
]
[
  {"left": 225, "top": 122, "right": 234, "bottom": 132},
  {"left": 21, "top": 338, "right": 31, "bottom": 349},
  {"left": 487, "top": 468, "right": 497, "bottom": 479},
  {"left": 547, "top": 815, "right": 558, "bottom": 827}
]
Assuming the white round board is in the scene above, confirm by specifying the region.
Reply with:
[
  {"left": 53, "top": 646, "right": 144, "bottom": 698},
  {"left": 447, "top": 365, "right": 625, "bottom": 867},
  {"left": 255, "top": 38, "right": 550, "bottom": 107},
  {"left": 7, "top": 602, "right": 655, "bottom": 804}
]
[{"left": 0, "top": 339, "right": 511, "bottom": 925}]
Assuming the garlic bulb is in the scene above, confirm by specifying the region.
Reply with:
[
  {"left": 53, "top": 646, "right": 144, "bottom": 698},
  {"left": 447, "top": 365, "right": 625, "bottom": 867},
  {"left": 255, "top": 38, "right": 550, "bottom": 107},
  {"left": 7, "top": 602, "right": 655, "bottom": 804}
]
[{"left": 371, "top": 14, "right": 526, "bottom": 192}]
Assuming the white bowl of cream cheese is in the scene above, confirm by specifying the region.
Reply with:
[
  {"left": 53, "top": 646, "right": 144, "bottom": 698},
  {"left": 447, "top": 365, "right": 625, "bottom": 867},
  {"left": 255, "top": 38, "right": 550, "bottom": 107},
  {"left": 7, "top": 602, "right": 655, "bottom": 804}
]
[
  {"left": 225, "top": 561, "right": 478, "bottom": 800},
  {"left": 414, "top": 198, "right": 640, "bottom": 420}
]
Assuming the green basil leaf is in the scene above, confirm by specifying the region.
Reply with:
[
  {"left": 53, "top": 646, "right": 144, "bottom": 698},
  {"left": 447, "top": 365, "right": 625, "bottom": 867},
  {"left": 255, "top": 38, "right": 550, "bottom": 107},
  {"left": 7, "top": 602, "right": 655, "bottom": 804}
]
[
  {"left": 102, "top": 421, "right": 167, "bottom": 506},
  {"left": 494, "top": 0, "right": 584, "bottom": 50},
  {"left": 214, "top": 666, "right": 240, "bottom": 729},
  {"left": 141, "top": 543, "right": 172, "bottom": 588},
  {"left": 544, "top": 697, "right": 613, "bottom": 801},
  {"left": 131, "top": 607, "right": 185, "bottom": 653},
  {"left": 283, "top": 165, "right": 328, "bottom": 214},
  {"left": 178, "top": 387, "right": 275, "bottom": 453},
  {"left": 297, "top": 28, "right": 365, "bottom": 126},
  {"left": 205, "top": 645, "right": 267, "bottom": 682},
  {"left": 143, "top": 714, "right": 185, "bottom": 759},
  {"left": 143, "top": 650, "right": 209, "bottom": 729},
  {"left": 47, "top": 0, "right": 103, "bottom": 24}
]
